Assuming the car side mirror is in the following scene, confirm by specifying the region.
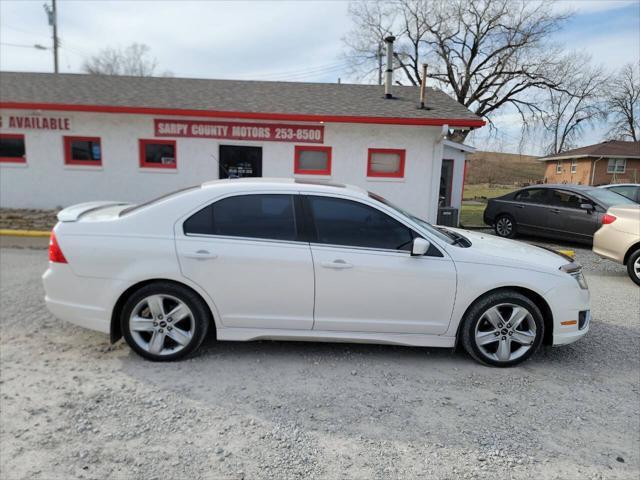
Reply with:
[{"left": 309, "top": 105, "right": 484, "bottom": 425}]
[
  {"left": 580, "top": 203, "right": 595, "bottom": 212},
  {"left": 411, "top": 237, "right": 430, "bottom": 256}
]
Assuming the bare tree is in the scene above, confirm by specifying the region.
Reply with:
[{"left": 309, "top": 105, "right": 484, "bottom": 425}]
[
  {"left": 82, "top": 43, "right": 172, "bottom": 77},
  {"left": 344, "top": 0, "right": 572, "bottom": 141},
  {"left": 540, "top": 54, "right": 608, "bottom": 154},
  {"left": 605, "top": 64, "right": 639, "bottom": 141}
]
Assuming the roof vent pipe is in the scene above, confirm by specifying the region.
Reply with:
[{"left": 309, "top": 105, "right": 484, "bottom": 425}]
[
  {"left": 384, "top": 35, "right": 395, "bottom": 99},
  {"left": 420, "top": 64, "right": 428, "bottom": 108}
]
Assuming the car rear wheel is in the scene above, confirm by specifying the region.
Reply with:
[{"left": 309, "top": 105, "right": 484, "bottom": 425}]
[
  {"left": 121, "top": 282, "right": 210, "bottom": 361},
  {"left": 460, "top": 291, "right": 544, "bottom": 367},
  {"left": 627, "top": 249, "right": 640, "bottom": 286},
  {"left": 494, "top": 214, "right": 516, "bottom": 238}
]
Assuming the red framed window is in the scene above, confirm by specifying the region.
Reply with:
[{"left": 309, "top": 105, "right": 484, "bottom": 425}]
[
  {"left": 139, "top": 139, "right": 177, "bottom": 169},
  {"left": 0, "top": 134, "right": 26, "bottom": 164},
  {"left": 64, "top": 136, "right": 102, "bottom": 166},
  {"left": 367, "top": 148, "right": 405, "bottom": 178},
  {"left": 294, "top": 145, "right": 331, "bottom": 175}
]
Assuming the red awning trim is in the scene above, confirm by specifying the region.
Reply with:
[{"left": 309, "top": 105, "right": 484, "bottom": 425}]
[{"left": 0, "top": 102, "right": 485, "bottom": 128}]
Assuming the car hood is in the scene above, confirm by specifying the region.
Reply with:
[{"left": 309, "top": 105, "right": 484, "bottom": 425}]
[{"left": 442, "top": 228, "right": 572, "bottom": 273}]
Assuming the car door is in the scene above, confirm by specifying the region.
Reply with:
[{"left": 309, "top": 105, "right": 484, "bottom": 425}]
[
  {"left": 304, "top": 194, "right": 457, "bottom": 335},
  {"left": 175, "top": 193, "right": 315, "bottom": 330},
  {"left": 508, "top": 188, "right": 553, "bottom": 235},
  {"left": 547, "top": 189, "right": 601, "bottom": 242}
]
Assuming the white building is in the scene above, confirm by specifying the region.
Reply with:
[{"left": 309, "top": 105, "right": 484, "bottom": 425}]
[{"left": 0, "top": 72, "right": 482, "bottom": 224}]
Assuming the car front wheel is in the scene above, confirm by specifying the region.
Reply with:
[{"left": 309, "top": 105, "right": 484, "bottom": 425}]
[
  {"left": 460, "top": 291, "right": 544, "bottom": 367},
  {"left": 627, "top": 249, "right": 640, "bottom": 286},
  {"left": 494, "top": 214, "right": 516, "bottom": 238},
  {"left": 121, "top": 282, "right": 211, "bottom": 361}
]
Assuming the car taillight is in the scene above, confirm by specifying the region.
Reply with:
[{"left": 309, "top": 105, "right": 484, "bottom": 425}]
[
  {"left": 49, "top": 231, "right": 67, "bottom": 263},
  {"left": 602, "top": 214, "right": 617, "bottom": 225}
]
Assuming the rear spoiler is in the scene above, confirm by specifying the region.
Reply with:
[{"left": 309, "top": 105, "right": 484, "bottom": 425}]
[{"left": 57, "top": 201, "right": 131, "bottom": 222}]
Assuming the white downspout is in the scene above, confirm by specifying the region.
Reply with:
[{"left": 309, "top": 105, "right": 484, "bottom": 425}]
[{"left": 429, "top": 124, "right": 449, "bottom": 223}]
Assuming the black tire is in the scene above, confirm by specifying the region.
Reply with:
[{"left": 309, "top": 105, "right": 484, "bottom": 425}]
[
  {"left": 627, "top": 249, "right": 640, "bottom": 287},
  {"left": 121, "top": 282, "right": 211, "bottom": 361},
  {"left": 494, "top": 214, "right": 517, "bottom": 238},
  {"left": 460, "top": 290, "right": 544, "bottom": 367}
]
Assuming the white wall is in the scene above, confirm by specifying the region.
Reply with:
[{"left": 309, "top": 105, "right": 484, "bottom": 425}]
[{"left": 1, "top": 109, "right": 446, "bottom": 221}]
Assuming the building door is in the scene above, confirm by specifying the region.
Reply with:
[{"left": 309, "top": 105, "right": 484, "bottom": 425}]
[
  {"left": 439, "top": 159, "right": 454, "bottom": 206},
  {"left": 219, "top": 145, "right": 262, "bottom": 179}
]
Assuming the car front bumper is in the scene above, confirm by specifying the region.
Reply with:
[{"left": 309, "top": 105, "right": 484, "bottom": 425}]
[{"left": 543, "top": 279, "right": 590, "bottom": 346}]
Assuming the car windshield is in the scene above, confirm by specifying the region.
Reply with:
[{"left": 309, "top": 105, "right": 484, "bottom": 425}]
[
  {"left": 587, "top": 188, "right": 636, "bottom": 207},
  {"left": 368, "top": 192, "right": 456, "bottom": 245}
]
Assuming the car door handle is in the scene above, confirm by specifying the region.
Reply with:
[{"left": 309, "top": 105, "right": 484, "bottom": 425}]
[
  {"left": 321, "top": 259, "right": 353, "bottom": 269},
  {"left": 183, "top": 249, "right": 218, "bottom": 260},
  {"left": 515, "top": 204, "right": 525, "bottom": 209},
  {"left": 551, "top": 208, "right": 561, "bottom": 214}
]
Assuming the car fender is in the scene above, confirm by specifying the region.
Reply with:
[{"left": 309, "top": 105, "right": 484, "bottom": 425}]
[{"left": 443, "top": 261, "right": 560, "bottom": 337}]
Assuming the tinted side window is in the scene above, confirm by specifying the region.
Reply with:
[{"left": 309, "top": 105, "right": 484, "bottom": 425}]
[
  {"left": 514, "top": 188, "right": 549, "bottom": 204},
  {"left": 184, "top": 194, "right": 296, "bottom": 241},
  {"left": 550, "top": 190, "right": 590, "bottom": 209},
  {"left": 307, "top": 196, "right": 413, "bottom": 250}
]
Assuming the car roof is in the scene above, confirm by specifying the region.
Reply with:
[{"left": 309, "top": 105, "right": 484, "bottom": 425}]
[
  {"left": 599, "top": 183, "right": 640, "bottom": 188},
  {"left": 519, "top": 184, "right": 596, "bottom": 191},
  {"left": 200, "top": 177, "right": 368, "bottom": 196}
]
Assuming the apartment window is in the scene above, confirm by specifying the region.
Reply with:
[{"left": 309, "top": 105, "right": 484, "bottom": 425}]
[
  {"left": 570, "top": 158, "right": 577, "bottom": 173},
  {"left": 0, "top": 134, "right": 26, "bottom": 163},
  {"left": 367, "top": 148, "right": 405, "bottom": 178},
  {"left": 294, "top": 146, "right": 331, "bottom": 175},
  {"left": 139, "top": 139, "right": 176, "bottom": 169},
  {"left": 64, "top": 136, "right": 102, "bottom": 166},
  {"left": 555, "top": 160, "right": 562, "bottom": 174},
  {"left": 607, "top": 158, "right": 626, "bottom": 174}
]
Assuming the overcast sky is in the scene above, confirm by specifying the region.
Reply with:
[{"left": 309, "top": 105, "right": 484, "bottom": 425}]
[{"left": 1, "top": 0, "right": 638, "bottom": 154}]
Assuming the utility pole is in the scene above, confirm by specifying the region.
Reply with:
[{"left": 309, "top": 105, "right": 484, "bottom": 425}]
[{"left": 43, "top": 0, "right": 59, "bottom": 73}]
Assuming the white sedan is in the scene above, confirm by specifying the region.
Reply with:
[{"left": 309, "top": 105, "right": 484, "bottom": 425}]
[{"left": 43, "top": 179, "right": 590, "bottom": 367}]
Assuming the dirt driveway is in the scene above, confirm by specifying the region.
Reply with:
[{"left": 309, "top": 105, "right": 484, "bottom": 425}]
[{"left": 0, "top": 239, "right": 638, "bottom": 480}]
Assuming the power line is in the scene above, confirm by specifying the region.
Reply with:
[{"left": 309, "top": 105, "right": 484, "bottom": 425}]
[
  {"left": 248, "top": 61, "right": 349, "bottom": 81},
  {"left": 1, "top": 42, "right": 49, "bottom": 50},
  {"left": 255, "top": 61, "right": 346, "bottom": 79}
]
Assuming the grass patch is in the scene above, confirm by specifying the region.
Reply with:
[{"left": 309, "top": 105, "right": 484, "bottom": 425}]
[
  {"left": 463, "top": 184, "right": 516, "bottom": 201},
  {"left": 459, "top": 204, "right": 487, "bottom": 227}
]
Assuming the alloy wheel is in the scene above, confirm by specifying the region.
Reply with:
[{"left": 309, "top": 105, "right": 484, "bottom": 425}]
[
  {"left": 496, "top": 217, "right": 513, "bottom": 237},
  {"left": 474, "top": 303, "right": 537, "bottom": 362},
  {"left": 129, "top": 294, "right": 195, "bottom": 356},
  {"left": 634, "top": 257, "right": 640, "bottom": 279}
]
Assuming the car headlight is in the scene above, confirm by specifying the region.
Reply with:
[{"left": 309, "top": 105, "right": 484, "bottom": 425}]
[{"left": 560, "top": 263, "right": 588, "bottom": 290}]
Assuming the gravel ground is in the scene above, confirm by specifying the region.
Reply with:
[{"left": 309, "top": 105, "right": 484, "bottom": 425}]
[{"left": 0, "top": 239, "right": 638, "bottom": 480}]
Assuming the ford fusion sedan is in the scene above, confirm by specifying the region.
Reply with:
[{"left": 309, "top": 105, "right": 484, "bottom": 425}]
[
  {"left": 43, "top": 179, "right": 590, "bottom": 367},
  {"left": 484, "top": 184, "right": 636, "bottom": 244}
]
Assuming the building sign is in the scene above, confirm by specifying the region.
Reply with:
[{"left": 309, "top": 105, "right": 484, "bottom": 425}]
[
  {"left": 154, "top": 119, "right": 324, "bottom": 144},
  {"left": 0, "top": 114, "right": 71, "bottom": 130}
]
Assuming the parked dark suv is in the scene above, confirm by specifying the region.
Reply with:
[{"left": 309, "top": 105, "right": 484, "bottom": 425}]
[{"left": 483, "top": 184, "right": 636, "bottom": 244}]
